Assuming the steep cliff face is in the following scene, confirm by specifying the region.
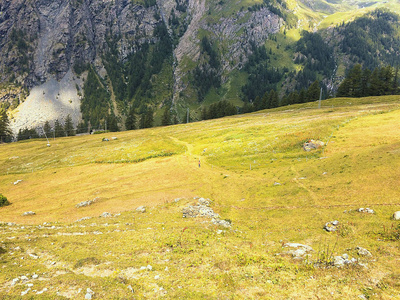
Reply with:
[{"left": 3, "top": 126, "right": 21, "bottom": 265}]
[
  {"left": 0, "top": 0, "right": 284, "bottom": 133},
  {"left": 0, "top": 0, "right": 158, "bottom": 86}
]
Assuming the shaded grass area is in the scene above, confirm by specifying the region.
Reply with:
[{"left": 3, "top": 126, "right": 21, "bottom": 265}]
[{"left": 1, "top": 95, "right": 400, "bottom": 298}]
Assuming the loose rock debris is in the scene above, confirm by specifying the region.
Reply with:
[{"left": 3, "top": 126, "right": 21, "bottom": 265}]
[{"left": 182, "top": 197, "right": 232, "bottom": 228}]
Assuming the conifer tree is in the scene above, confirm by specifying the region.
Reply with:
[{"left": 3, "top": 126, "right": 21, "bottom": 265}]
[
  {"left": 64, "top": 114, "right": 75, "bottom": 136},
  {"left": 43, "top": 121, "right": 52, "bottom": 137},
  {"left": 269, "top": 89, "right": 279, "bottom": 108},
  {"left": 125, "top": 107, "right": 137, "bottom": 130},
  {"left": 54, "top": 119, "right": 64, "bottom": 137},
  {"left": 306, "top": 80, "right": 320, "bottom": 101},
  {"left": 161, "top": 106, "right": 171, "bottom": 126},
  {"left": 0, "top": 109, "right": 12, "bottom": 143}
]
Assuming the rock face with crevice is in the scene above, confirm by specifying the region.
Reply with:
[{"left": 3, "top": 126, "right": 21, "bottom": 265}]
[{"left": 0, "top": 0, "right": 283, "bottom": 133}]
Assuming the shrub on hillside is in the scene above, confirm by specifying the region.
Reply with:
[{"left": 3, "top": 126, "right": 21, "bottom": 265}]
[{"left": 0, "top": 194, "right": 10, "bottom": 207}]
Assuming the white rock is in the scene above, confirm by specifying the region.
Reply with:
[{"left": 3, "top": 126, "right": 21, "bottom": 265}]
[
  {"left": 22, "top": 211, "right": 36, "bottom": 216},
  {"left": 154, "top": 275, "right": 160, "bottom": 280},
  {"left": 21, "top": 288, "right": 31, "bottom": 296},
  {"left": 136, "top": 206, "right": 146, "bottom": 213},
  {"left": 32, "top": 274, "right": 39, "bottom": 279},
  {"left": 20, "top": 276, "right": 29, "bottom": 281},
  {"left": 36, "top": 288, "right": 48, "bottom": 294},
  {"left": 393, "top": 211, "right": 400, "bottom": 220},
  {"left": 100, "top": 212, "right": 112, "bottom": 218},
  {"left": 356, "top": 246, "right": 372, "bottom": 257},
  {"left": 11, "top": 278, "right": 19, "bottom": 285},
  {"left": 27, "top": 283, "right": 34, "bottom": 287},
  {"left": 147, "top": 265, "right": 153, "bottom": 271}
]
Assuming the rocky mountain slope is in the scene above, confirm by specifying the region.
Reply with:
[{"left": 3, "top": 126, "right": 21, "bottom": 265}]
[{"left": 0, "top": 0, "right": 399, "bottom": 134}]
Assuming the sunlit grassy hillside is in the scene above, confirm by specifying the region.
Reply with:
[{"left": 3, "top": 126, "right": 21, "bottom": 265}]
[{"left": 1, "top": 96, "right": 400, "bottom": 298}]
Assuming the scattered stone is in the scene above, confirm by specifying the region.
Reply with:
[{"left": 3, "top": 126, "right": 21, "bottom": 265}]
[
  {"left": 76, "top": 217, "right": 92, "bottom": 222},
  {"left": 334, "top": 255, "right": 357, "bottom": 267},
  {"left": 212, "top": 218, "right": 232, "bottom": 228},
  {"left": 198, "top": 197, "right": 211, "bottom": 206},
  {"left": 136, "top": 206, "right": 146, "bottom": 213},
  {"left": 112, "top": 137, "right": 117, "bottom": 140},
  {"left": 358, "top": 208, "right": 374, "bottom": 214},
  {"left": 36, "top": 288, "right": 48, "bottom": 295},
  {"left": 283, "top": 243, "right": 313, "bottom": 259},
  {"left": 100, "top": 212, "right": 112, "bottom": 218},
  {"left": 183, "top": 198, "right": 233, "bottom": 228},
  {"left": 174, "top": 198, "right": 181, "bottom": 202},
  {"left": 102, "top": 138, "right": 109, "bottom": 142},
  {"left": 322, "top": 172, "right": 328, "bottom": 175},
  {"left": 20, "top": 276, "right": 29, "bottom": 281},
  {"left": 85, "top": 288, "right": 94, "bottom": 299},
  {"left": 182, "top": 200, "right": 219, "bottom": 219},
  {"left": 11, "top": 278, "right": 19, "bottom": 286},
  {"left": 76, "top": 197, "right": 98, "bottom": 208},
  {"left": 303, "top": 140, "right": 324, "bottom": 152},
  {"left": 22, "top": 211, "right": 36, "bottom": 216},
  {"left": 21, "top": 287, "right": 31, "bottom": 296},
  {"left": 26, "top": 283, "right": 34, "bottom": 287},
  {"left": 393, "top": 211, "right": 400, "bottom": 220},
  {"left": 32, "top": 274, "right": 39, "bottom": 279},
  {"left": 147, "top": 265, "right": 153, "bottom": 271},
  {"left": 14, "top": 180, "right": 23, "bottom": 185},
  {"left": 324, "top": 221, "right": 339, "bottom": 232},
  {"left": 29, "top": 253, "right": 39, "bottom": 259},
  {"left": 154, "top": 275, "right": 160, "bottom": 280},
  {"left": 273, "top": 182, "right": 281, "bottom": 186},
  {"left": 128, "top": 285, "right": 134, "bottom": 293},
  {"left": 356, "top": 246, "right": 372, "bottom": 257}
]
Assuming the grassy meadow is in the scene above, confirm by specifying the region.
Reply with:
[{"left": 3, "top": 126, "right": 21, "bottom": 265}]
[{"left": 1, "top": 96, "right": 400, "bottom": 298}]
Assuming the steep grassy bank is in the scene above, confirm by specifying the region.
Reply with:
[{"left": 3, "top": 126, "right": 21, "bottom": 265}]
[{"left": 0, "top": 96, "right": 400, "bottom": 298}]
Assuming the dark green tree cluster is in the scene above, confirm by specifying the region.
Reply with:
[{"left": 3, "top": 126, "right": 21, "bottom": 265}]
[
  {"left": 192, "top": 36, "right": 221, "bottom": 101},
  {"left": 103, "top": 22, "right": 172, "bottom": 108},
  {"left": 8, "top": 28, "right": 33, "bottom": 75},
  {"left": 161, "top": 105, "right": 172, "bottom": 126},
  {"left": 241, "top": 80, "right": 322, "bottom": 113},
  {"left": 338, "top": 9, "right": 400, "bottom": 70},
  {"left": 125, "top": 107, "right": 138, "bottom": 130},
  {"left": 17, "top": 115, "right": 76, "bottom": 141},
  {"left": 201, "top": 100, "right": 237, "bottom": 120},
  {"left": 17, "top": 127, "right": 39, "bottom": 140},
  {"left": 337, "top": 64, "right": 399, "bottom": 97},
  {"left": 293, "top": 31, "right": 335, "bottom": 90},
  {"left": 0, "top": 110, "right": 13, "bottom": 143},
  {"left": 241, "top": 44, "right": 285, "bottom": 102},
  {"left": 295, "top": 31, "right": 335, "bottom": 77},
  {"left": 139, "top": 107, "right": 154, "bottom": 129},
  {"left": 80, "top": 67, "right": 112, "bottom": 130}
]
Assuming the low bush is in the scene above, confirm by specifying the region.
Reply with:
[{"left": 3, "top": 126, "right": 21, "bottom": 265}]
[{"left": 0, "top": 194, "right": 10, "bottom": 207}]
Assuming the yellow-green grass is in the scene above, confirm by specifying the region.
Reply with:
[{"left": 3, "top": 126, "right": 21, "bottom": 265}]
[{"left": 1, "top": 95, "right": 400, "bottom": 298}]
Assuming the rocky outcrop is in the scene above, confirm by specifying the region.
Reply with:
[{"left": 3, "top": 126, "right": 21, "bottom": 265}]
[
  {"left": 1, "top": 0, "right": 283, "bottom": 132},
  {"left": 0, "top": 0, "right": 158, "bottom": 87}
]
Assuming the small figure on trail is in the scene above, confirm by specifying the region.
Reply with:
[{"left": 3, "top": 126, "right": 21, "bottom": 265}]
[{"left": 198, "top": 159, "right": 201, "bottom": 168}]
